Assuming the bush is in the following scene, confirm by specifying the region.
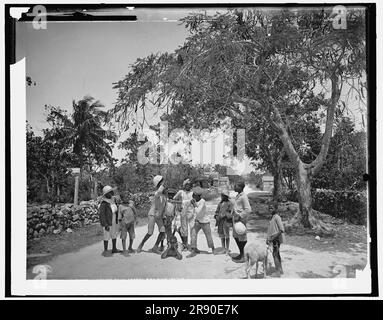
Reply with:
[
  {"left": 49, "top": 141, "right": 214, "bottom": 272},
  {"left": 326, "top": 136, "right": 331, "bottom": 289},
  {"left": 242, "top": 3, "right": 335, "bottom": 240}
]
[{"left": 312, "top": 189, "right": 367, "bottom": 225}]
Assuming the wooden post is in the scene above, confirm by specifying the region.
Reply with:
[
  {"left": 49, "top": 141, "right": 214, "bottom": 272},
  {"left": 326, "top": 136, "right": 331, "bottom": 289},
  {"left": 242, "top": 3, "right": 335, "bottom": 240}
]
[
  {"left": 74, "top": 175, "right": 79, "bottom": 205},
  {"left": 71, "top": 168, "right": 81, "bottom": 205}
]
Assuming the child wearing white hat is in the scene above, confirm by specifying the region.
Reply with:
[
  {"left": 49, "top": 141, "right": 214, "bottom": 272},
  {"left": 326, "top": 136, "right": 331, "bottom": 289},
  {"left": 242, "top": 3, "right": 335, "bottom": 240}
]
[
  {"left": 99, "top": 185, "right": 121, "bottom": 257},
  {"left": 136, "top": 175, "right": 167, "bottom": 254}
]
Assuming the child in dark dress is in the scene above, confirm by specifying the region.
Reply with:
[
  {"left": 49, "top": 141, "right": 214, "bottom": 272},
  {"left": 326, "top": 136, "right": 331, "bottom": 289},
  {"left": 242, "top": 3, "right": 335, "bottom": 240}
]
[{"left": 214, "top": 190, "right": 233, "bottom": 254}]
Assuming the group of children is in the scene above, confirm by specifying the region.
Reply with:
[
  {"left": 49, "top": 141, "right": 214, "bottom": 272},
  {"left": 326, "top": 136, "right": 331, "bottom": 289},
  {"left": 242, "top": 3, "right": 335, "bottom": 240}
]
[{"left": 98, "top": 175, "right": 285, "bottom": 275}]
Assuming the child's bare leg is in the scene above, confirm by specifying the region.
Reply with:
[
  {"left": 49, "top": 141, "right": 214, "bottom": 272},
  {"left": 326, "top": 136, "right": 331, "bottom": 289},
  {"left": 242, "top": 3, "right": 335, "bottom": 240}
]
[
  {"left": 121, "top": 239, "right": 130, "bottom": 256},
  {"left": 128, "top": 237, "right": 135, "bottom": 252},
  {"left": 225, "top": 238, "right": 230, "bottom": 252}
]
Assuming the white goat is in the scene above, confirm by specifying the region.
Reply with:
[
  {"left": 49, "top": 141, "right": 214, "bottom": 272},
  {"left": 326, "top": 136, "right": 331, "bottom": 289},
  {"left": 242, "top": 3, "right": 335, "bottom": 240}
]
[{"left": 244, "top": 241, "right": 272, "bottom": 279}]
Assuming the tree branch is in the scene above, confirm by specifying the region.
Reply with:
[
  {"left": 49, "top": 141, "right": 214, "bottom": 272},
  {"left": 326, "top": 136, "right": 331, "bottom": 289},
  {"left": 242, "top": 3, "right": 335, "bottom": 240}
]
[
  {"left": 269, "top": 103, "right": 301, "bottom": 169},
  {"left": 310, "top": 75, "right": 341, "bottom": 175}
]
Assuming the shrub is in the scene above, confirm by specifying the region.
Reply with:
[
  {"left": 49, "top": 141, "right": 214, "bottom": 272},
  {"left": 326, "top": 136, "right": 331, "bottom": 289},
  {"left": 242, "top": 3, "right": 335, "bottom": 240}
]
[{"left": 312, "top": 189, "right": 367, "bottom": 225}]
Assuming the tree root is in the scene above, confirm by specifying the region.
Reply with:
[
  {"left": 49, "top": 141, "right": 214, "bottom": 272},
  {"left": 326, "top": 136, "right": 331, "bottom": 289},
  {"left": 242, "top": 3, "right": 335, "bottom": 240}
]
[{"left": 285, "top": 209, "right": 336, "bottom": 237}]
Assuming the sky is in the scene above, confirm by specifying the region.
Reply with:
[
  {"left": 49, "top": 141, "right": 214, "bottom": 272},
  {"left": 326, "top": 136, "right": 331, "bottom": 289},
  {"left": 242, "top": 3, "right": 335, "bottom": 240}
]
[
  {"left": 16, "top": 8, "right": 258, "bottom": 174},
  {"left": 17, "top": 13, "right": 191, "bottom": 132}
]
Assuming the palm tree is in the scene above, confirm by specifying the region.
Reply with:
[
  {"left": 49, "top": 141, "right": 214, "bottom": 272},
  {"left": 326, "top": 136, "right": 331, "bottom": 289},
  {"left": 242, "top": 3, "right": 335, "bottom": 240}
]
[{"left": 46, "top": 96, "right": 117, "bottom": 199}]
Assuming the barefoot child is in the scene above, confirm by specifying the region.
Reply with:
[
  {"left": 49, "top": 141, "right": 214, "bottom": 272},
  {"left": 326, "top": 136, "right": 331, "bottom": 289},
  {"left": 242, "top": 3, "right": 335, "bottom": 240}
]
[
  {"left": 173, "top": 179, "right": 194, "bottom": 250},
  {"left": 266, "top": 202, "right": 285, "bottom": 277},
  {"left": 214, "top": 189, "right": 233, "bottom": 254},
  {"left": 136, "top": 175, "right": 167, "bottom": 254},
  {"left": 160, "top": 188, "right": 177, "bottom": 251},
  {"left": 187, "top": 187, "right": 220, "bottom": 258},
  {"left": 117, "top": 195, "right": 136, "bottom": 256},
  {"left": 161, "top": 235, "right": 183, "bottom": 260},
  {"left": 231, "top": 181, "right": 252, "bottom": 263}
]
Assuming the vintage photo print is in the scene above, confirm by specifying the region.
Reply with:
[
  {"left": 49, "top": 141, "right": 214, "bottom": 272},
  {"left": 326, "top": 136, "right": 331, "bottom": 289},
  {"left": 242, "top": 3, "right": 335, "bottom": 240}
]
[{"left": 5, "top": 2, "right": 377, "bottom": 297}]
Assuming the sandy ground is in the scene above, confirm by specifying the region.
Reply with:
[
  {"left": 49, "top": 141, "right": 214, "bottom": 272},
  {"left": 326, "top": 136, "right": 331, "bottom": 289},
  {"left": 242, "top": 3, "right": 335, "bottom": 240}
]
[{"left": 28, "top": 187, "right": 367, "bottom": 280}]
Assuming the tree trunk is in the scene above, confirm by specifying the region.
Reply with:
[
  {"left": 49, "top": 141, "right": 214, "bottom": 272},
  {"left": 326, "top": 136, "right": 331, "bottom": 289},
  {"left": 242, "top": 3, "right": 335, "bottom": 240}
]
[
  {"left": 45, "top": 178, "right": 50, "bottom": 194},
  {"left": 285, "top": 162, "right": 335, "bottom": 235},
  {"left": 273, "top": 169, "right": 283, "bottom": 202},
  {"left": 296, "top": 163, "right": 312, "bottom": 228},
  {"left": 93, "top": 178, "right": 98, "bottom": 200}
]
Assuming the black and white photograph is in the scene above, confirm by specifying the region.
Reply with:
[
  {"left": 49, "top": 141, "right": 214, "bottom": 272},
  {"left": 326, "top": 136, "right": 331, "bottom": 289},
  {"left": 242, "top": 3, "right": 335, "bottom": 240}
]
[{"left": 2, "top": 1, "right": 380, "bottom": 298}]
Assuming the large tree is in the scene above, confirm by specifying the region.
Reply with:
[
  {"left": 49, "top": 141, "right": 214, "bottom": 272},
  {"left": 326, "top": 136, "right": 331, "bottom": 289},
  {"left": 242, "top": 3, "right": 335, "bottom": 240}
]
[
  {"left": 112, "top": 8, "right": 366, "bottom": 233},
  {"left": 46, "top": 96, "right": 117, "bottom": 171},
  {"left": 27, "top": 123, "right": 74, "bottom": 203},
  {"left": 46, "top": 96, "right": 117, "bottom": 199}
]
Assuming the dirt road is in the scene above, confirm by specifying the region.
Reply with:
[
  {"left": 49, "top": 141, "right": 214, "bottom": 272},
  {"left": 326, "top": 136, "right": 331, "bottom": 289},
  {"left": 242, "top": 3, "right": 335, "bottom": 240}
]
[{"left": 29, "top": 190, "right": 367, "bottom": 280}]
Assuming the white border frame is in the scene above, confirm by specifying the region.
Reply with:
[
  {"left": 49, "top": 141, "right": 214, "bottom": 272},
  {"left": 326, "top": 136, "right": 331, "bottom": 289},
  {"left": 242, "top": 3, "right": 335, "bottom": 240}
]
[{"left": 3, "top": 0, "right": 380, "bottom": 297}]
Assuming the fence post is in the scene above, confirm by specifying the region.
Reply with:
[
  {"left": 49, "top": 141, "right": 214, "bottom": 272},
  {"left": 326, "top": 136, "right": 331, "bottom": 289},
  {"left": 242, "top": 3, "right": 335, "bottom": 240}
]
[
  {"left": 74, "top": 175, "right": 79, "bottom": 205},
  {"left": 71, "top": 168, "right": 80, "bottom": 205}
]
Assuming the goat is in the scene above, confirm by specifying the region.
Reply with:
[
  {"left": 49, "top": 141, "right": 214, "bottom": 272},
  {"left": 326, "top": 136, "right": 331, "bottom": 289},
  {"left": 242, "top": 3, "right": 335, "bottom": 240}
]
[{"left": 244, "top": 241, "right": 272, "bottom": 279}]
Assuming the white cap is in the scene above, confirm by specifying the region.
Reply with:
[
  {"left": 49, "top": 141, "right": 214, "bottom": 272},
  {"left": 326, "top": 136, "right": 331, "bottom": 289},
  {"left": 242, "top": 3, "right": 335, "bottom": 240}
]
[
  {"left": 153, "top": 175, "right": 163, "bottom": 187},
  {"left": 102, "top": 185, "right": 114, "bottom": 196}
]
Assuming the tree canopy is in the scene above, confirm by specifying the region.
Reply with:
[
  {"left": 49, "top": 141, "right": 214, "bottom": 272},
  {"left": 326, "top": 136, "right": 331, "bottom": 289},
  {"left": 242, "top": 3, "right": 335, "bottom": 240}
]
[{"left": 111, "top": 7, "right": 367, "bottom": 230}]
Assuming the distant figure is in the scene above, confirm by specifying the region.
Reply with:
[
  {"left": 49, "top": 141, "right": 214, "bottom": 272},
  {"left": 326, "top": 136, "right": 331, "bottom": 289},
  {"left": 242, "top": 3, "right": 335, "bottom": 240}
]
[
  {"left": 99, "top": 186, "right": 121, "bottom": 257},
  {"left": 214, "top": 189, "right": 233, "bottom": 254},
  {"left": 266, "top": 202, "right": 285, "bottom": 277}
]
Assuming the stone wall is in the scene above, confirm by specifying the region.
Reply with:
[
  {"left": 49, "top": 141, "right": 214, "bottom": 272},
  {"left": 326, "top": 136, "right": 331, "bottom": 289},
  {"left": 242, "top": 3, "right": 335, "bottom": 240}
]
[{"left": 27, "top": 201, "right": 99, "bottom": 240}]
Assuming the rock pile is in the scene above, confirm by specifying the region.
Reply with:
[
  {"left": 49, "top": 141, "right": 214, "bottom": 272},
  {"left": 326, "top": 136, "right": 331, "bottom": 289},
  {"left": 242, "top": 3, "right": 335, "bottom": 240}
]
[{"left": 27, "top": 201, "right": 99, "bottom": 239}]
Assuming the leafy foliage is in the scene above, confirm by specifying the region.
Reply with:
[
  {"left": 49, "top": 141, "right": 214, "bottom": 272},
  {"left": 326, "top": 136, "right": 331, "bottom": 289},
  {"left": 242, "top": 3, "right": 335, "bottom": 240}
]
[
  {"left": 27, "top": 96, "right": 117, "bottom": 203},
  {"left": 27, "top": 123, "right": 73, "bottom": 203},
  {"left": 312, "top": 189, "right": 367, "bottom": 225},
  {"left": 312, "top": 117, "right": 367, "bottom": 190},
  {"left": 46, "top": 96, "right": 117, "bottom": 169}
]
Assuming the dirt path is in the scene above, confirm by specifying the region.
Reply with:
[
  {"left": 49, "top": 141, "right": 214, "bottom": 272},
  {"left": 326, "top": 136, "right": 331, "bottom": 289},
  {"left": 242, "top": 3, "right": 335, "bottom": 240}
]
[{"left": 27, "top": 189, "right": 367, "bottom": 280}]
